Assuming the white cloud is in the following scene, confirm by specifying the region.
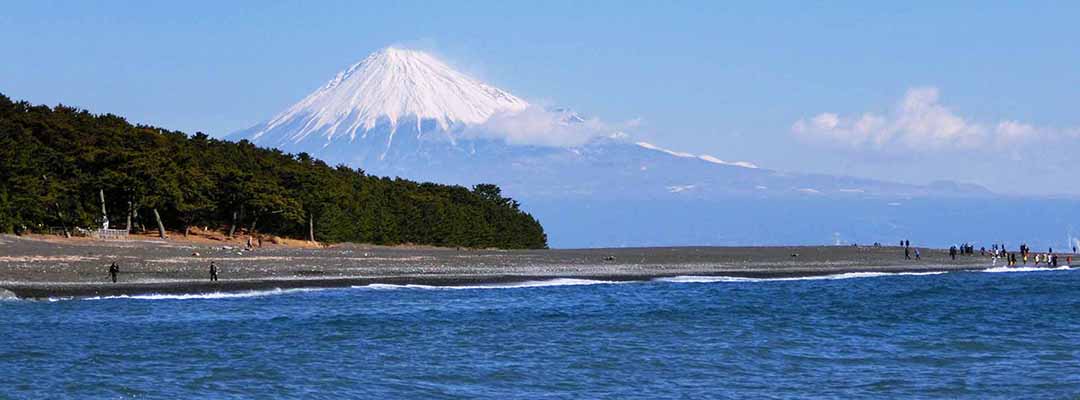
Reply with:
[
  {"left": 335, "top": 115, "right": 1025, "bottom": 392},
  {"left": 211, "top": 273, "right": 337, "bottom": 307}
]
[
  {"left": 667, "top": 184, "right": 696, "bottom": 193},
  {"left": 462, "top": 106, "right": 605, "bottom": 147},
  {"left": 994, "top": 120, "right": 1037, "bottom": 146},
  {"left": 793, "top": 87, "right": 1073, "bottom": 151}
]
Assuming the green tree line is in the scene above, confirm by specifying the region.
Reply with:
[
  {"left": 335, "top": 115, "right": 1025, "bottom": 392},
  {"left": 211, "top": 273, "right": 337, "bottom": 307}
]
[{"left": 0, "top": 94, "right": 547, "bottom": 249}]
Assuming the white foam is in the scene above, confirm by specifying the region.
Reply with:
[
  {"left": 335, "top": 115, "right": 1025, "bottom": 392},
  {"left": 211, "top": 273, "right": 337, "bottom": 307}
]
[
  {"left": 657, "top": 271, "right": 949, "bottom": 283},
  {"left": 980, "top": 266, "right": 1071, "bottom": 273},
  {"left": 354, "top": 278, "right": 621, "bottom": 291},
  {"left": 68, "top": 287, "right": 326, "bottom": 301}
]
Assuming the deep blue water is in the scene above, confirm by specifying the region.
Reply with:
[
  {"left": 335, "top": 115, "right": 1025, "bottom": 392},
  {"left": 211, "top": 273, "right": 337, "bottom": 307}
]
[{"left": 2, "top": 268, "right": 1079, "bottom": 399}]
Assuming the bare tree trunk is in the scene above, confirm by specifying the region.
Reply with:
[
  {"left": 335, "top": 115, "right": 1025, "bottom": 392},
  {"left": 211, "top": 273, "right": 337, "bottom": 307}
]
[
  {"left": 308, "top": 212, "right": 315, "bottom": 242},
  {"left": 126, "top": 198, "right": 133, "bottom": 233},
  {"left": 152, "top": 208, "right": 166, "bottom": 239},
  {"left": 248, "top": 214, "right": 258, "bottom": 234},
  {"left": 99, "top": 189, "right": 109, "bottom": 230},
  {"left": 133, "top": 207, "right": 143, "bottom": 232},
  {"left": 55, "top": 206, "right": 70, "bottom": 238},
  {"left": 228, "top": 210, "right": 238, "bottom": 238}
]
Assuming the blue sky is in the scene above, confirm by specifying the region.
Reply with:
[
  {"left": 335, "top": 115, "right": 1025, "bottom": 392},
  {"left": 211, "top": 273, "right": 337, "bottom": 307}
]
[{"left": 3, "top": 1, "right": 1079, "bottom": 193}]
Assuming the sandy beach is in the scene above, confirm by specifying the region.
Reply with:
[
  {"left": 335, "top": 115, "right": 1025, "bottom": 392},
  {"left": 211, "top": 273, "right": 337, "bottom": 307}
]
[{"left": 0, "top": 234, "right": 1007, "bottom": 299}]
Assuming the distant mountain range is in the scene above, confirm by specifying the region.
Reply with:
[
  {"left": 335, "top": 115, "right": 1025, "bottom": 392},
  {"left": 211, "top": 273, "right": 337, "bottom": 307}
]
[{"left": 232, "top": 47, "right": 1079, "bottom": 249}]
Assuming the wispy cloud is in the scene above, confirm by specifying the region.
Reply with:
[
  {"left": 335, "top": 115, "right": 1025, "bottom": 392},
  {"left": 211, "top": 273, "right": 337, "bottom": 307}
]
[
  {"left": 792, "top": 87, "right": 1075, "bottom": 151},
  {"left": 464, "top": 105, "right": 630, "bottom": 147}
]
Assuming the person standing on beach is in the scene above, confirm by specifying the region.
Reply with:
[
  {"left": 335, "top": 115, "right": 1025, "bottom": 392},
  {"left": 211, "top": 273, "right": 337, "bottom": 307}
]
[
  {"left": 209, "top": 261, "right": 219, "bottom": 282},
  {"left": 108, "top": 262, "right": 119, "bottom": 283},
  {"left": 915, "top": 248, "right": 921, "bottom": 260},
  {"left": 905, "top": 246, "right": 911, "bottom": 260}
]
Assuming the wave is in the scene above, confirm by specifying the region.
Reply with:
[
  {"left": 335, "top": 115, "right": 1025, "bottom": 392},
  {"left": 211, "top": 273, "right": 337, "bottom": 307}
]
[
  {"left": 657, "top": 271, "right": 950, "bottom": 284},
  {"left": 980, "top": 266, "right": 1071, "bottom": 273},
  {"left": 54, "top": 287, "right": 327, "bottom": 302},
  {"left": 354, "top": 278, "right": 622, "bottom": 291}
]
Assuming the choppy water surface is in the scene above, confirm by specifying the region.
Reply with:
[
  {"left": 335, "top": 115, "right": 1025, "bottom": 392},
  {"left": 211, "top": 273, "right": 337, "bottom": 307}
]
[{"left": 3, "top": 268, "right": 1079, "bottom": 399}]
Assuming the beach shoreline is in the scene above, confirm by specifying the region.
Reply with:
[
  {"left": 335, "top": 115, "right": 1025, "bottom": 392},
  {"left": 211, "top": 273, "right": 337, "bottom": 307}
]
[{"left": 0, "top": 234, "right": 1021, "bottom": 299}]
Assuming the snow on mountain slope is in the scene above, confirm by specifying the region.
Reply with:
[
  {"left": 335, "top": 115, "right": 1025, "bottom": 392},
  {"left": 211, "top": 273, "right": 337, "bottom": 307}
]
[
  {"left": 636, "top": 142, "right": 758, "bottom": 169},
  {"left": 242, "top": 47, "right": 528, "bottom": 151}
]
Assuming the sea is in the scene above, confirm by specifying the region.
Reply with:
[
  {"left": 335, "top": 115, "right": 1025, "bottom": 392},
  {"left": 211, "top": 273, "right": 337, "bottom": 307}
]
[{"left": 2, "top": 266, "right": 1078, "bottom": 399}]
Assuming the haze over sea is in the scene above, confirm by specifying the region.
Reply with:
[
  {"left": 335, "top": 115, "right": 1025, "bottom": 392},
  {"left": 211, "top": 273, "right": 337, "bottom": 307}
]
[{"left": 3, "top": 267, "right": 1078, "bottom": 399}]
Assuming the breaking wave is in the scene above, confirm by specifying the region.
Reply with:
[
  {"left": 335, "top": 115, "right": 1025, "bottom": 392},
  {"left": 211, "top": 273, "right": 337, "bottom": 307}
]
[
  {"left": 656, "top": 271, "right": 950, "bottom": 284},
  {"left": 354, "top": 278, "right": 622, "bottom": 291},
  {"left": 981, "top": 266, "right": 1071, "bottom": 273},
  {"left": 53, "top": 288, "right": 327, "bottom": 302}
]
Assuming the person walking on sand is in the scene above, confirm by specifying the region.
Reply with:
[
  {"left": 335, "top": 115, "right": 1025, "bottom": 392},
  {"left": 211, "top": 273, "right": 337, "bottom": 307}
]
[
  {"left": 905, "top": 246, "right": 911, "bottom": 260},
  {"left": 209, "top": 261, "right": 219, "bottom": 282},
  {"left": 915, "top": 248, "right": 921, "bottom": 260},
  {"left": 108, "top": 262, "right": 119, "bottom": 283}
]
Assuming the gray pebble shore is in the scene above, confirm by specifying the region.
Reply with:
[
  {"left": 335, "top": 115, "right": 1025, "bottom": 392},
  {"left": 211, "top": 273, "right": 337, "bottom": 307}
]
[{"left": 0, "top": 235, "right": 997, "bottom": 299}]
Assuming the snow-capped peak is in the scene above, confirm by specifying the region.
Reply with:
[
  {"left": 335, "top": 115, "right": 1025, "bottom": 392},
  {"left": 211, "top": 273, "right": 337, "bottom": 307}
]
[{"left": 250, "top": 47, "right": 529, "bottom": 144}]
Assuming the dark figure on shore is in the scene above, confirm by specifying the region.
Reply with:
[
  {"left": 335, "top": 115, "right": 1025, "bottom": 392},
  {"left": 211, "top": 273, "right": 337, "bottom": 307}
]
[
  {"left": 915, "top": 248, "right": 921, "bottom": 260},
  {"left": 209, "top": 261, "right": 219, "bottom": 282},
  {"left": 1051, "top": 254, "right": 1058, "bottom": 268},
  {"left": 108, "top": 262, "right": 119, "bottom": 283},
  {"left": 905, "top": 247, "right": 911, "bottom": 260},
  {"left": 949, "top": 246, "right": 957, "bottom": 260}
]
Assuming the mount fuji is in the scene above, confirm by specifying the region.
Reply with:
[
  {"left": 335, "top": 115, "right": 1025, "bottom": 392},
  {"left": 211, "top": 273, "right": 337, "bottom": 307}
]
[{"left": 232, "top": 47, "right": 1079, "bottom": 248}]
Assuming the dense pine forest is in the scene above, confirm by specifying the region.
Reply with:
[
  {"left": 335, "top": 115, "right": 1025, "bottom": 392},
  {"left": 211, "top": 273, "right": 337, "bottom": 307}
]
[{"left": 0, "top": 94, "right": 547, "bottom": 249}]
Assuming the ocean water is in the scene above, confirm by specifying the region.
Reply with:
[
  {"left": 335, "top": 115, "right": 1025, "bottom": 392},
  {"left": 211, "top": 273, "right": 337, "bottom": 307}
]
[{"left": 2, "top": 268, "right": 1079, "bottom": 399}]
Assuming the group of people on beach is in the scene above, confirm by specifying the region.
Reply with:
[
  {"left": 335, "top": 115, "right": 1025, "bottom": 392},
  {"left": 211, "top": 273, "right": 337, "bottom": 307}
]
[
  {"left": 899, "top": 240, "right": 1074, "bottom": 268},
  {"left": 106, "top": 261, "right": 219, "bottom": 283},
  {"left": 990, "top": 243, "right": 1072, "bottom": 267},
  {"left": 948, "top": 244, "right": 977, "bottom": 260}
]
